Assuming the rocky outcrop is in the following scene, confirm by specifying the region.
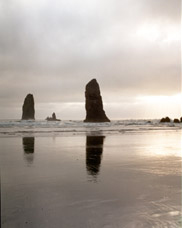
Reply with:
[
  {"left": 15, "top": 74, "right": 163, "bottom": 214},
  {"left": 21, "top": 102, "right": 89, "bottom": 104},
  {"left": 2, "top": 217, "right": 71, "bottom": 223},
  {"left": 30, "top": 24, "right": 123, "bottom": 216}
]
[
  {"left": 46, "top": 112, "right": 60, "bottom": 121},
  {"left": 160, "top": 116, "right": 182, "bottom": 123},
  {"left": 160, "top": 117, "right": 171, "bottom": 123},
  {"left": 174, "top": 118, "right": 180, "bottom": 123},
  {"left": 84, "top": 79, "right": 110, "bottom": 122},
  {"left": 22, "top": 94, "right": 35, "bottom": 120}
]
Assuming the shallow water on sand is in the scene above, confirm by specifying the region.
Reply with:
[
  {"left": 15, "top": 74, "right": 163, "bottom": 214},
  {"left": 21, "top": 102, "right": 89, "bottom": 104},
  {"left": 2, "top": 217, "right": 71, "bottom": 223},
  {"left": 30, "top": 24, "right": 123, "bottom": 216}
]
[{"left": 0, "top": 131, "right": 181, "bottom": 228}]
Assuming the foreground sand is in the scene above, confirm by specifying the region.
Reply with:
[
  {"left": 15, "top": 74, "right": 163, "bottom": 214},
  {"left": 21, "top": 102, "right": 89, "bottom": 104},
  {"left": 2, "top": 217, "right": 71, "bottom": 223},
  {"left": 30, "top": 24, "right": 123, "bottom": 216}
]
[{"left": 0, "top": 130, "right": 181, "bottom": 228}]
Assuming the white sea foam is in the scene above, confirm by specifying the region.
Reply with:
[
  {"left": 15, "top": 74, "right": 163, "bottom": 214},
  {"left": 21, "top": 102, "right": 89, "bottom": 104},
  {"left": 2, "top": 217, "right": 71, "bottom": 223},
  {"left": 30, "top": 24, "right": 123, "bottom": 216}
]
[{"left": 0, "top": 119, "right": 181, "bottom": 136}]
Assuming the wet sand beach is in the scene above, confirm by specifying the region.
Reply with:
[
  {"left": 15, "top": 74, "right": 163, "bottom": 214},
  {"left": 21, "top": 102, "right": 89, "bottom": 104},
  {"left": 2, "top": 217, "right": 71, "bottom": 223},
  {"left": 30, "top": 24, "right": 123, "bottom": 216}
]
[{"left": 0, "top": 128, "right": 181, "bottom": 228}]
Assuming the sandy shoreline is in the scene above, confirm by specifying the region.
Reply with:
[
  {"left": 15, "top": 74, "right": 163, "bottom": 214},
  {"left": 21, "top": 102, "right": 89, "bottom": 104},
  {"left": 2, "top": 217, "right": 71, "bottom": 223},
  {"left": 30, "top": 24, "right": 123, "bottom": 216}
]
[{"left": 1, "top": 130, "right": 181, "bottom": 228}]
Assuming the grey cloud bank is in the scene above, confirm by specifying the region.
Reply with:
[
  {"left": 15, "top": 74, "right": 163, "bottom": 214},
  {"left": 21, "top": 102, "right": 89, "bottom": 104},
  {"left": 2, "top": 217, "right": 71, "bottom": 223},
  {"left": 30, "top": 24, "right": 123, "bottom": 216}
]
[{"left": 0, "top": 0, "right": 181, "bottom": 119}]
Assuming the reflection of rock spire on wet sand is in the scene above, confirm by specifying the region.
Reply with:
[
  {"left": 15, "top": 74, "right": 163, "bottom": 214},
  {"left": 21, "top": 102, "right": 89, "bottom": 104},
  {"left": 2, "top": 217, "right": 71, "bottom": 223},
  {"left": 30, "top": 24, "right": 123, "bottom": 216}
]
[
  {"left": 86, "top": 136, "right": 105, "bottom": 180},
  {"left": 22, "top": 137, "right": 35, "bottom": 164}
]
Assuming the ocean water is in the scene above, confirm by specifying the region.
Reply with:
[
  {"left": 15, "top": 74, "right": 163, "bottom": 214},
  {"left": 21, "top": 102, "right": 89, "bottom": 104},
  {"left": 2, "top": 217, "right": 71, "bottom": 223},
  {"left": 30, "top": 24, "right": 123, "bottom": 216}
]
[
  {"left": 0, "top": 119, "right": 181, "bottom": 136},
  {"left": 0, "top": 120, "right": 181, "bottom": 228}
]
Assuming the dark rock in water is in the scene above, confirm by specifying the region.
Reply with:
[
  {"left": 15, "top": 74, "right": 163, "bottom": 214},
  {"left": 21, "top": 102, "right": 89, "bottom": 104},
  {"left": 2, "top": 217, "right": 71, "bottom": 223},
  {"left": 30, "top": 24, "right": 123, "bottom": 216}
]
[
  {"left": 173, "top": 118, "right": 180, "bottom": 123},
  {"left": 160, "top": 117, "right": 171, "bottom": 123},
  {"left": 164, "top": 117, "right": 171, "bottom": 122},
  {"left": 180, "top": 117, "right": 182, "bottom": 123},
  {"left": 84, "top": 79, "right": 110, "bottom": 122},
  {"left": 160, "top": 118, "right": 166, "bottom": 123},
  {"left": 22, "top": 94, "right": 35, "bottom": 120},
  {"left": 46, "top": 112, "right": 60, "bottom": 121}
]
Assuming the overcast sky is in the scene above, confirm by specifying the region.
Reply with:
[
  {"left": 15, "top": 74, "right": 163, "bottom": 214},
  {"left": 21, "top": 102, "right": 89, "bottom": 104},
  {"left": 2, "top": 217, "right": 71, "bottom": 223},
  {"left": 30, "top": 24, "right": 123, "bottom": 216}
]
[{"left": 0, "top": 0, "right": 181, "bottom": 119}]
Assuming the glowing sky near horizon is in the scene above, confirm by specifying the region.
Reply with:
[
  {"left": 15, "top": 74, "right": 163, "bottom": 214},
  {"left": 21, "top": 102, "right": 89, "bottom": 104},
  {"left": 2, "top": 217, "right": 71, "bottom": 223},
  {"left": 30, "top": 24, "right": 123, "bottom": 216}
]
[{"left": 0, "top": 0, "right": 181, "bottom": 119}]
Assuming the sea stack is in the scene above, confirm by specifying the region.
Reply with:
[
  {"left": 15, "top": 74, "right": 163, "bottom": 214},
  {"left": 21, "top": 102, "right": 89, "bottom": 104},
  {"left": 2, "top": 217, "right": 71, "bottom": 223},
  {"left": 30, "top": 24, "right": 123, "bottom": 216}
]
[
  {"left": 46, "top": 112, "right": 60, "bottom": 121},
  {"left": 84, "top": 79, "right": 110, "bottom": 122},
  {"left": 22, "top": 94, "right": 35, "bottom": 120}
]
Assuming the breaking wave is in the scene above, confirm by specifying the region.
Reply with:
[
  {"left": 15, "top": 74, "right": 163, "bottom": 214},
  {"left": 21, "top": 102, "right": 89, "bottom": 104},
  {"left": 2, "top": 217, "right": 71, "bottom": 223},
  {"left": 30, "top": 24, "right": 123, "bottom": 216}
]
[{"left": 0, "top": 119, "right": 181, "bottom": 136}]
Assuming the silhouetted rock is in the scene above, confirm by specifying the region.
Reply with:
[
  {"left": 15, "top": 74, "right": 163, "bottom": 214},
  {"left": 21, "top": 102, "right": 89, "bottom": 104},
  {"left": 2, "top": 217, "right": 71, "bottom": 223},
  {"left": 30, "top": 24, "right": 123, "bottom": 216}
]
[
  {"left": 174, "top": 118, "right": 180, "bottom": 123},
  {"left": 84, "top": 79, "right": 110, "bottom": 122},
  {"left": 180, "top": 117, "right": 182, "bottom": 123},
  {"left": 160, "top": 117, "right": 171, "bottom": 123},
  {"left": 22, "top": 94, "right": 35, "bottom": 120},
  {"left": 46, "top": 112, "right": 60, "bottom": 121}
]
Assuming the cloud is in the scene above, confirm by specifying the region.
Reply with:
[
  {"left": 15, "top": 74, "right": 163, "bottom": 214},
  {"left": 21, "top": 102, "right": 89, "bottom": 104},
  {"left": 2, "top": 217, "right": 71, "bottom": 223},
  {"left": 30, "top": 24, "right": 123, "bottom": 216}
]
[{"left": 0, "top": 0, "right": 181, "bottom": 118}]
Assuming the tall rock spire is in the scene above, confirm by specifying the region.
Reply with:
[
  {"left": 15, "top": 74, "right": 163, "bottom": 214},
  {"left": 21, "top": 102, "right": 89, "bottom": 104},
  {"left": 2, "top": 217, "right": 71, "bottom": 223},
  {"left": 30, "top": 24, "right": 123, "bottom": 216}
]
[
  {"left": 22, "top": 94, "right": 35, "bottom": 120},
  {"left": 84, "top": 79, "right": 110, "bottom": 122}
]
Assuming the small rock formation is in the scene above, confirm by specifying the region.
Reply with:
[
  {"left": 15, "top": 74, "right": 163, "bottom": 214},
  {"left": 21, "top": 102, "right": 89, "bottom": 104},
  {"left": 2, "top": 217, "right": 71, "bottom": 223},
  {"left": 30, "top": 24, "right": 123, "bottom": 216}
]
[
  {"left": 160, "top": 117, "right": 171, "bottom": 123},
  {"left": 180, "top": 117, "right": 182, "bottom": 123},
  {"left": 174, "top": 118, "right": 180, "bottom": 123},
  {"left": 46, "top": 112, "right": 60, "bottom": 121},
  {"left": 22, "top": 94, "right": 35, "bottom": 120},
  {"left": 84, "top": 79, "right": 110, "bottom": 122}
]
